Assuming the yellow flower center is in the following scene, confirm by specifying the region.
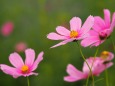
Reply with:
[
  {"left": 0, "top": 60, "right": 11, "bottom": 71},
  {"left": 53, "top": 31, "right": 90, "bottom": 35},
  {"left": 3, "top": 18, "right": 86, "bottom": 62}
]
[
  {"left": 21, "top": 65, "right": 29, "bottom": 73},
  {"left": 100, "top": 51, "right": 109, "bottom": 60},
  {"left": 70, "top": 30, "right": 78, "bottom": 38}
]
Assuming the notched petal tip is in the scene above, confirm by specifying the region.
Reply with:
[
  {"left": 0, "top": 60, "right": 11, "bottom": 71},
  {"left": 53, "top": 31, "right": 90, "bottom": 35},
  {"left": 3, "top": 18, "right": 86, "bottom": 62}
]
[
  {"left": 104, "top": 9, "right": 110, "bottom": 12},
  {"left": 25, "top": 48, "right": 34, "bottom": 52},
  {"left": 25, "top": 48, "right": 35, "bottom": 56},
  {"left": 39, "top": 51, "right": 44, "bottom": 58},
  {"left": 67, "top": 64, "right": 73, "bottom": 68},
  {"left": 70, "top": 16, "right": 82, "bottom": 31},
  {"left": 25, "top": 48, "right": 35, "bottom": 55},
  {"left": 70, "top": 17, "right": 82, "bottom": 24},
  {"left": 70, "top": 17, "right": 80, "bottom": 20},
  {"left": 56, "top": 26, "right": 70, "bottom": 36},
  {"left": 88, "top": 15, "right": 94, "bottom": 21},
  {"left": 64, "top": 76, "right": 76, "bottom": 82},
  {"left": 9, "top": 52, "right": 19, "bottom": 60},
  {"left": 47, "top": 32, "right": 66, "bottom": 40},
  {"left": 36, "top": 51, "right": 44, "bottom": 62}
]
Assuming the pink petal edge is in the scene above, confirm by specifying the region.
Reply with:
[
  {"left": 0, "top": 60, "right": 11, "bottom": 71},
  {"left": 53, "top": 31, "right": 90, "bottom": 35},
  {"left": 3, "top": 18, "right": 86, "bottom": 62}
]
[
  {"left": 31, "top": 51, "right": 44, "bottom": 71},
  {"left": 0, "top": 64, "right": 21, "bottom": 78},
  {"left": 81, "top": 15, "right": 94, "bottom": 35},
  {"left": 9, "top": 52, "right": 24, "bottom": 69},
  {"left": 56, "top": 26, "right": 70, "bottom": 36},
  {"left": 25, "top": 48, "right": 35, "bottom": 66},
  {"left": 47, "top": 32, "right": 67, "bottom": 40},
  {"left": 50, "top": 39, "right": 74, "bottom": 48},
  {"left": 70, "top": 17, "right": 82, "bottom": 31}
]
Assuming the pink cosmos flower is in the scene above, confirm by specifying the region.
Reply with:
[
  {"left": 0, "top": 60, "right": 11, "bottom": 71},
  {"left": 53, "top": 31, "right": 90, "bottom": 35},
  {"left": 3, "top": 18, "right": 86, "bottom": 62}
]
[
  {"left": 64, "top": 52, "right": 114, "bottom": 82},
  {"left": 47, "top": 15, "right": 94, "bottom": 48},
  {"left": 14, "top": 42, "right": 28, "bottom": 52},
  {"left": 0, "top": 48, "right": 44, "bottom": 78},
  {"left": 81, "top": 9, "right": 115, "bottom": 47},
  {"left": 1, "top": 21, "right": 14, "bottom": 36}
]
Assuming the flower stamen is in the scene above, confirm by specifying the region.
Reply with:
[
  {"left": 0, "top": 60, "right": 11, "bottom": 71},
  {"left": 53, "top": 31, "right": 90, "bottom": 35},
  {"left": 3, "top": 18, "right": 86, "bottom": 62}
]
[
  {"left": 21, "top": 65, "right": 29, "bottom": 73},
  {"left": 70, "top": 30, "right": 78, "bottom": 38},
  {"left": 100, "top": 51, "right": 109, "bottom": 60}
]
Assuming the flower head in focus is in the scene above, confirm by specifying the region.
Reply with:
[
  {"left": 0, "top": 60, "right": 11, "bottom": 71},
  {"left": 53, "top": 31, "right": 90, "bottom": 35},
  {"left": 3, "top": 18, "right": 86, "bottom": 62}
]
[
  {"left": 81, "top": 9, "right": 115, "bottom": 47},
  {"left": 0, "top": 48, "right": 44, "bottom": 78},
  {"left": 47, "top": 15, "right": 94, "bottom": 48}
]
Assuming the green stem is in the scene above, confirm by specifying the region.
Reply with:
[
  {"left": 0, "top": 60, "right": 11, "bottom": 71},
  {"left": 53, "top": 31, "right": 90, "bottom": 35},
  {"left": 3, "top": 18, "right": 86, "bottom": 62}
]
[
  {"left": 85, "top": 46, "right": 99, "bottom": 86},
  {"left": 85, "top": 73, "right": 90, "bottom": 86},
  {"left": 110, "top": 37, "right": 115, "bottom": 53},
  {"left": 88, "top": 46, "right": 99, "bottom": 86},
  {"left": 105, "top": 69, "right": 109, "bottom": 86},
  {"left": 94, "top": 78, "right": 104, "bottom": 84},
  {"left": 91, "top": 46, "right": 100, "bottom": 69},
  {"left": 94, "top": 46, "right": 99, "bottom": 57},
  {"left": 77, "top": 42, "right": 94, "bottom": 86},
  {"left": 27, "top": 77, "right": 30, "bottom": 86}
]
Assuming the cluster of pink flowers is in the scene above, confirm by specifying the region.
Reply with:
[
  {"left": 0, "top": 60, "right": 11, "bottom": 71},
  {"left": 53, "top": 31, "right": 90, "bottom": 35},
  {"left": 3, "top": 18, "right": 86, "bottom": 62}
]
[
  {"left": 47, "top": 9, "right": 115, "bottom": 83},
  {"left": 64, "top": 51, "right": 114, "bottom": 82},
  {"left": 47, "top": 9, "right": 115, "bottom": 48},
  {"left": 0, "top": 9, "right": 115, "bottom": 86}
]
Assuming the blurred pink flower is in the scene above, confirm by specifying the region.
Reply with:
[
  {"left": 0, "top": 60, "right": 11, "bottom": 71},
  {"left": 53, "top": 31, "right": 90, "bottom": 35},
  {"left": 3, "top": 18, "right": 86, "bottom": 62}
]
[
  {"left": 100, "top": 51, "right": 114, "bottom": 61},
  {"left": 15, "top": 42, "right": 28, "bottom": 52},
  {"left": 64, "top": 53, "right": 114, "bottom": 82},
  {"left": 47, "top": 15, "right": 94, "bottom": 48},
  {"left": 1, "top": 22, "right": 14, "bottom": 36},
  {"left": 0, "top": 48, "right": 44, "bottom": 78},
  {"left": 81, "top": 9, "right": 115, "bottom": 47}
]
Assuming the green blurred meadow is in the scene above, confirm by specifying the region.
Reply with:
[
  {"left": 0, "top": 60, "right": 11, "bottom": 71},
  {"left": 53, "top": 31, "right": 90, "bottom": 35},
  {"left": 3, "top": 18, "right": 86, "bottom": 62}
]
[{"left": 0, "top": 0, "right": 115, "bottom": 86}]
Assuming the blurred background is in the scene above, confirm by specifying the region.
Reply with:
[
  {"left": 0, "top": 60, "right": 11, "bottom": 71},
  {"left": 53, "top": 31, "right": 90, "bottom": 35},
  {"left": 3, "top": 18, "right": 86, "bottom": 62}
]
[{"left": 0, "top": 0, "right": 115, "bottom": 86}]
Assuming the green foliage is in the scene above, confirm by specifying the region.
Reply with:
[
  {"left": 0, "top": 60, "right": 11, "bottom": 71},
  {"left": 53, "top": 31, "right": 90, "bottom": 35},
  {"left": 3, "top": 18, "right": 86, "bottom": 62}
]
[{"left": 0, "top": 0, "right": 115, "bottom": 86}]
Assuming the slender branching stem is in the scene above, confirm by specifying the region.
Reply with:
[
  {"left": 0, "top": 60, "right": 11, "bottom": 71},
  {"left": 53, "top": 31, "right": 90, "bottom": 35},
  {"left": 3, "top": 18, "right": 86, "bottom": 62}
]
[
  {"left": 110, "top": 37, "right": 115, "bottom": 53},
  {"left": 105, "top": 69, "right": 109, "bottom": 86},
  {"left": 77, "top": 42, "right": 94, "bottom": 86},
  {"left": 27, "top": 76, "right": 30, "bottom": 86}
]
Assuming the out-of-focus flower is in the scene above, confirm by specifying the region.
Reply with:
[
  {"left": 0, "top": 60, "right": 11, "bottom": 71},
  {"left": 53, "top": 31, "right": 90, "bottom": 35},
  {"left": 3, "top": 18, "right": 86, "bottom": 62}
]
[
  {"left": 47, "top": 15, "right": 94, "bottom": 48},
  {"left": 64, "top": 53, "right": 114, "bottom": 82},
  {"left": 81, "top": 9, "right": 115, "bottom": 47},
  {"left": 1, "top": 22, "right": 14, "bottom": 36},
  {"left": 100, "top": 51, "right": 114, "bottom": 61},
  {"left": 0, "top": 48, "right": 44, "bottom": 78},
  {"left": 15, "top": 42, "right": 28, "bottom": 52}
]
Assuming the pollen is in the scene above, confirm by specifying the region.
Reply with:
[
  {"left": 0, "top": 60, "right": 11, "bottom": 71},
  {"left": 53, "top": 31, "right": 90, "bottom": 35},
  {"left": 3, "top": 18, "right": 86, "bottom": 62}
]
[
  {"left": 100, "top": 51, "right": 109, "bottom": 60},
  {"left": 70, "top": 30, "right": 78, "bottom": 38},
  {"left": 21, "top": 65, "right": 29, "bottom": 73}
]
